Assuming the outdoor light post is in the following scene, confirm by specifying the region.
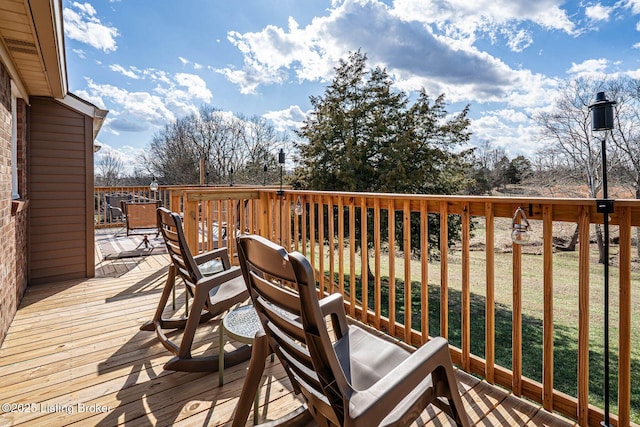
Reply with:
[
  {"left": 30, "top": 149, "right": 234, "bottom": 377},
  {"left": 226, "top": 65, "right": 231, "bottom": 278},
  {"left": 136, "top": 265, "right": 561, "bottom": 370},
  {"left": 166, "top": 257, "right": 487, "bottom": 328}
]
[
  {"left": 588, "top": 91, "right": 616, "bottom": 427},
  {"left": 277, "top": 148, "right": 285, "bottom": 196},
  {"left": 277, "top": 148, "right": 286, "bottom": 244}
]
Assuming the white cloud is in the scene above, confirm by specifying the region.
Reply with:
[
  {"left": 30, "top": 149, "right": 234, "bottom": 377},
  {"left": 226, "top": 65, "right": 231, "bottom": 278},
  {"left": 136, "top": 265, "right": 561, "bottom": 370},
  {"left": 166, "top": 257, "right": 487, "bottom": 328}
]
[
  {"left": 73, "top": 48, "right": 87, "bottom": 59},
  {"left": 623, "top": 0, "right": 640, "bottom": 15},
  {"left": 567, "top": 58, "right": 609, "bottom": 76},
  {"left": 79, "top": 67, "right": 215, "bottom": 138},
  {"left": 175, "top": 73, "right": 213, "bottom": 103},
  {"left": 392, "top": 0, "right": 577, "bottom": 42},
  {"left": 179, "top": 56, "right": 204, "bottom": 70},
  {"left": 470, "top": 111, "right": 540, "bottom": 157},
  {"left": 109, "top": 64, "right": 141, "bottom": 79},
  {"left": 585, "top": 3, "right": 613, "bottom": 21},
  {"left": 263, "top": 105, "right": 307, "bottom": 132},
  {"left": 64, "top": 2, "right": 118, "bottom": 52},
  {"left": 217, "top": 0, "right": 574, "bottom": 109},
  {"left": 505, "top": 28, "right": 533, "bottom": 52}
]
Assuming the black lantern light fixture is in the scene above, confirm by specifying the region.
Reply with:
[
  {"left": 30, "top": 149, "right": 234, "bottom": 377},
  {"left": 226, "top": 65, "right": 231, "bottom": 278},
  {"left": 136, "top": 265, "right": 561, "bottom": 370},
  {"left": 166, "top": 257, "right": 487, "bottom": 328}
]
[
  {"left": 229, "top": 167, "right": 234, "bottom": 187},
  {"left": 588, "top": 91, "right": 616, "bottom": 427},
  {"left": 263, "top": 164, "right": 268, "bottom": 186},
  {"left": 277, "top": 148, "right": 285, "bottom": 196}
]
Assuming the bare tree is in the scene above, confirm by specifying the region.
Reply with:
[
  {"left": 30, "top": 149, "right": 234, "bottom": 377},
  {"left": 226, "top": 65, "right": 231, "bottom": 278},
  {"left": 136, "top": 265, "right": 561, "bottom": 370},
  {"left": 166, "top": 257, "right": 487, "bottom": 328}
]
[
  {"left": 533, "top": 77, "right": 623, "bottom": 262},
  {"left": 96, "top": 152, "right": 125, "bottom": 186},
  {"left": 607, "top": 78, "right": 640, "bottom": 257},
  {"left": 142, "top": 106, "right": 288, "bottom": 185}
]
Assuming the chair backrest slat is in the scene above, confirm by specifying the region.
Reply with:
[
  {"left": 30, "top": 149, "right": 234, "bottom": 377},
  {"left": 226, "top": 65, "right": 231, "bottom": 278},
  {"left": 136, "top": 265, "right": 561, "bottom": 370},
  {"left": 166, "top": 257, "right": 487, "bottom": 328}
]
[
  {"left": 238, "top": 235, "right": 341, "bottom": 424},
  {"left": 157, "top": 208, "right": 202, "bottom": 289}
]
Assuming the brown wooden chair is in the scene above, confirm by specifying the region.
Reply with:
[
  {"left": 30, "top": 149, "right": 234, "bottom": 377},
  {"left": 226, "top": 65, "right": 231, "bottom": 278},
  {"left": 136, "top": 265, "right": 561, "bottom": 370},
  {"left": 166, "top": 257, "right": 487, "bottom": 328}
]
[
  {"left": 140, "top": 207, "right": 250, "bottom": 372},
  {"left": 120, "top": 201, "right": 160, "bottom": 248},
  {"left": 237, "top": 234, "right": 470, "bottom": 427}
]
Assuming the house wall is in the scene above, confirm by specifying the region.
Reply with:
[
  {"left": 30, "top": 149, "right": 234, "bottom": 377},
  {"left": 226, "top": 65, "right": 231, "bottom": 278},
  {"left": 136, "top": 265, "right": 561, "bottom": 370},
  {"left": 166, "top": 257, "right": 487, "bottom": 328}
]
[
  {"left": 0, "top": 62, "right": 28, "bottom": 346},
  {"left": 29, "top": 97, "right": 94, "bottom": 285}
]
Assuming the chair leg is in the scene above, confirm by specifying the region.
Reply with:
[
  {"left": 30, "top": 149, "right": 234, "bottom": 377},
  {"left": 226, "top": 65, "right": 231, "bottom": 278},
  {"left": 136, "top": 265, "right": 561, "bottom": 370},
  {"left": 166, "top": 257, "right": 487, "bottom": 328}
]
[
  {"left": 140, "top": 264, "right": 178, "bottom": 331},
  {"left": 232, "top": 333, "right": 313, "bottom": 427},
  {"left": 176, "top": 286, "right": 210, "bottom": 360},
  {"left": 433, "top": 364, "right": 471, "bottom": 427}
]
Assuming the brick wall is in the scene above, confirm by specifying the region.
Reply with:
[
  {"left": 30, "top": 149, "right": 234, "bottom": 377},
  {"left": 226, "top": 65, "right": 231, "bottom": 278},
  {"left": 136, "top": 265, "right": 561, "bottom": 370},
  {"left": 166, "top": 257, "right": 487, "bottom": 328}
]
[{"left": 0, "top": 62, "right": 28, "bottom": 347}]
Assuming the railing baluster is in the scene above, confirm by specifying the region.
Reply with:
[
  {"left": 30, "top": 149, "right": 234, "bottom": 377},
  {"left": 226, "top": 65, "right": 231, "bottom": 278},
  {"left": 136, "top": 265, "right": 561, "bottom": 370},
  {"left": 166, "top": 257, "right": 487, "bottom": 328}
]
[
  {"left": 349, "top": 198, "right": 356, "bottom": 317},
  {"left": 543, "top": 204, "right": 554, "bottom": 410},
  {"left": 374, "top": 198, "right": 382, "bottom": 330},
  {"left": 328, "top": 197, "right": 335, "bottom": 295},
  {"left": 388, "top": 198, "right": 396, "bottom": 336},
  {"left": 439, "top": 201, "right": 448, "bottom": 340},
  {"left": 338, "top": 196, "right": 345, "bottom": 295},
  {"left": 485, "top": 202, "right": 495, "bottom": 384},
  {"left": 361, "top": 197, "right": 368, "bottom": 323},
  {"left": 309, "top": 195, "right": 316, "bottom": 273},
  {"left": 403, "top": 200, "right": 411, "bottom": 343},
  {"left": 420, "top": 200, "right": 429, "bottom": 344},
  {"left": 302, "top": 196, "right": 308, "bottom": 257},
  {"left": 618, "top": 206, "right": 632, "bottom": 427},
  {"left": 578, "top": 206, "right": 590, "bottom": 426},
  {"left": 512, "top": 204, "right": 522, "bottom": 397},
  {"left": 462, "top": 202, "right": 470, "bottom": 372},
  {"left": 318, "top": 196, "right": 325, "bottom": 295}
]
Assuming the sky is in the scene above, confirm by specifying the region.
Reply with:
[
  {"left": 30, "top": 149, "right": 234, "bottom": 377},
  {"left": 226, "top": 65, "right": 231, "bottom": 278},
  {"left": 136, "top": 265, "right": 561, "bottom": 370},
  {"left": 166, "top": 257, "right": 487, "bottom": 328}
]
[{"left": 62, "top": 0, "right": 640, "bottom": 173}]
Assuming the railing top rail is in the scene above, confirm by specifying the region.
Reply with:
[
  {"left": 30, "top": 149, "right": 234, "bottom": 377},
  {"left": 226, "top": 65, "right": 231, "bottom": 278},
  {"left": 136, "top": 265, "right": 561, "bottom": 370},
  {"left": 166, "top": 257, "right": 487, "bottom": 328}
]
[{"left": 271, "top": 188, "right": 640, "bottom": 206}]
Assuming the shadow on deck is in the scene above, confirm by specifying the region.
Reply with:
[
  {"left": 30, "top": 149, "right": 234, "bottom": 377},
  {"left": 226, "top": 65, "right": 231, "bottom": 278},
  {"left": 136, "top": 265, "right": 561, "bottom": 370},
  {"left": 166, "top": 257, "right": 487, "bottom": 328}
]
[{"left": 0, "top": 231, "right": 578, "bottom": 426}]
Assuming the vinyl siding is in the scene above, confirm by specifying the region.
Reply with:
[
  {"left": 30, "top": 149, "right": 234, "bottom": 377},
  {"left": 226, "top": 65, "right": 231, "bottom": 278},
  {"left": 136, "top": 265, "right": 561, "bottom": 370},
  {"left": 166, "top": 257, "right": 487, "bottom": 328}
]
[{"left": 28, "top": 97, "right": 94, "bottom": 284}]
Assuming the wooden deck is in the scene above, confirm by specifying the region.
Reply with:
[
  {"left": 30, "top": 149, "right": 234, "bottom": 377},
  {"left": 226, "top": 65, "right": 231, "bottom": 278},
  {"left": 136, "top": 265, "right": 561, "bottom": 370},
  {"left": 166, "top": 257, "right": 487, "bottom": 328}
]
[{"left": 0, "top": 233, "right": 579, "bottom": 426}]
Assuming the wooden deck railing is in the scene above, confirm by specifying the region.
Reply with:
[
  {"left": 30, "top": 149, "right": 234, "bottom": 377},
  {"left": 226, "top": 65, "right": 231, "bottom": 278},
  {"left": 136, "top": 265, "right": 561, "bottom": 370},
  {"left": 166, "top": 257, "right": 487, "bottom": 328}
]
[{"left": 93, "top": 185, "right": 639, "bottom": 426}]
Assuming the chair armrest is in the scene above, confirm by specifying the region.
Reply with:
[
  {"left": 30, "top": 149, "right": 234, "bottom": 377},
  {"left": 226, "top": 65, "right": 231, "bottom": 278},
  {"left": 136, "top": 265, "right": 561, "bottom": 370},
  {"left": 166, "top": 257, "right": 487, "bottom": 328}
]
[
  {"left": 348, "top": 337, "right": 452, "bottom": 425},
  {"left": 109, "top": 206, "right": 124, "bottom": 215},
  {"left": 318, "top": 293, "right": 349, "bottom": 339},
  {"left": 195, "top": 266, "right": 243, "bottom": 293},
  {"left": 194, "top": 247, "right": 231, "bottom": 269}
]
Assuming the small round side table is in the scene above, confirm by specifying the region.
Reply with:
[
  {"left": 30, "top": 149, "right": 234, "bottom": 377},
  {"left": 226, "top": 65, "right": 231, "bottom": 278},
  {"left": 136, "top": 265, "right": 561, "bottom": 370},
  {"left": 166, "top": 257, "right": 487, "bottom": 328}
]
[{"left": 219, "top": 304, "right": 263, "bottom": 424}]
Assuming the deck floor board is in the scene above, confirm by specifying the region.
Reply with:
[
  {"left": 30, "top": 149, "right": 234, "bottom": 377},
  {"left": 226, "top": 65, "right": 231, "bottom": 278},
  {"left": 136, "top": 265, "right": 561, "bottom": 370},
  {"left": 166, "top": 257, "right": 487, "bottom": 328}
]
[{"left": 0, "top": 231, "right": 577, "bottom": 426}]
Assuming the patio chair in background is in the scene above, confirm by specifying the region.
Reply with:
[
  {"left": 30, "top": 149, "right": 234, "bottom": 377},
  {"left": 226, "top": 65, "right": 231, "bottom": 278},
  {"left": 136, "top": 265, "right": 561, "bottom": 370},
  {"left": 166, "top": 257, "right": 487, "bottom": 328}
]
[
  {"left": 237, "top": 234, "right": 470, "bottom": 427},
  {"left": 104, "top": 194, "right": 131, "bottom": 223},
  {"left": 140, "top": 207, "right": 250, "bottom": 372},
  {"left": 121, "top": 201, "right": 160, "bottom": 248}
]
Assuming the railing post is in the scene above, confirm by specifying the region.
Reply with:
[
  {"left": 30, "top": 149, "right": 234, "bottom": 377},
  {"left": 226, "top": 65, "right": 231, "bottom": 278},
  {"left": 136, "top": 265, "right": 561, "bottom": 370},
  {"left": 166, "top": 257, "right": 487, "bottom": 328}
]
[
  {"left": 258, "top": 190, "right": 270, "bottom": 239},
  {"left": 184, "top": 196, "right": 199, "bottom": 255}
]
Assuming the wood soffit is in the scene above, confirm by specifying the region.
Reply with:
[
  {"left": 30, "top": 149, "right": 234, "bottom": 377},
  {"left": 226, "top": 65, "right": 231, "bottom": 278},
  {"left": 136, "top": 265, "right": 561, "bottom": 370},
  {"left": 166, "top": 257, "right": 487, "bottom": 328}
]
[{"left": 0, "top": 0, "right": 67, "bottom": 99}]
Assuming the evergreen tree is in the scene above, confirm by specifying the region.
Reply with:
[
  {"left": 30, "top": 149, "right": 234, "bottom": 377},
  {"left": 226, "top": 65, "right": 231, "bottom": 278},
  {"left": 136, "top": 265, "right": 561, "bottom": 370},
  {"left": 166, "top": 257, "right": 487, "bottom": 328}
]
[{"left": 294, "top": 50, "right": 473, "bottom": 257}]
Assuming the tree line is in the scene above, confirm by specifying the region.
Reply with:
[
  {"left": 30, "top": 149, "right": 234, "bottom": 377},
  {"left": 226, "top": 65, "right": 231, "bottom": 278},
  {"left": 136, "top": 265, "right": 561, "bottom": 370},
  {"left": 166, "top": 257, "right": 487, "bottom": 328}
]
[{"left": 95, "top": 51, "right": 640, "bottom": 259}]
